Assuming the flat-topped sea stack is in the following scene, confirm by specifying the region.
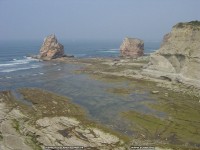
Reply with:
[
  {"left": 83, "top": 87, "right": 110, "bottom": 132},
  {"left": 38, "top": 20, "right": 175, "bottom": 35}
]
[
  {"left": 120, "top": 37, "right": 144, "bottom": 58},
  {"left": 143, "top": 21, "right": 200, "bottom": 87},
  {"left": 39, "top": 34, "right": 64, "bottom": 60}
]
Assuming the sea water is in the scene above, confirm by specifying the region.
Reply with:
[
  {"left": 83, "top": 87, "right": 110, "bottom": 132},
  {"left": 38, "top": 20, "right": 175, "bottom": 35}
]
[
  {"left": 0, "top": 40, "right": 160, "bottom": 73},
  {"left": 0, "top": 40, "right": 161, "bottom": 134}
]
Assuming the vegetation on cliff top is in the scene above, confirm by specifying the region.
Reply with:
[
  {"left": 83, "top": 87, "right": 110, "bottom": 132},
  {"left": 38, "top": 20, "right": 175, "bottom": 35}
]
[{"left": 174, "top": 20, "right": 200, "bottom": 29}]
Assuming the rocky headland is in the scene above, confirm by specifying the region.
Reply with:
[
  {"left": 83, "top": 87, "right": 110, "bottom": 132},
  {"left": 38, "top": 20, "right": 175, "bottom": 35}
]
[
  {"left": 39, "top": 34, "right": 65, "bottom": 60},
  {"left": 120, "top": 37, "right": 144, "bottom": 58},
  {"left": 142, "top": 21, "right": 200, "bottom": 88}
]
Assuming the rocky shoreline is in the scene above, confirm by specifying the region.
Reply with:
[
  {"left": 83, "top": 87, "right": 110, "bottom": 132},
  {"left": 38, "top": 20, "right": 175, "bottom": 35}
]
[
  {"left": 1, "top": 21, "right": 200, "bottom": 150},
  {"left": 74, "top": 56, "right": 200, "bottom": 149},
  {"left": 50, "top": 53, "right": 200, "bottom": 148},
  {"left": 0, "top": 89, "right": 127, "bottom": 150},
  {"left": 36, "top": 21, "right": 200, "bottom": 95},
  {"left": 53, "top": 56, "right": 200, "bottom": 98},
  {"left": 1, "top": 56, "right": 199, "bottom": 149}
]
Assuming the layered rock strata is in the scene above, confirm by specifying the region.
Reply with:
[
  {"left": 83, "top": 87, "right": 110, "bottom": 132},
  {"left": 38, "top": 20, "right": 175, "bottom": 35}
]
[
  {"left": 39, "top": 34, "right": 64, "bottom": 60},
  {"left": 0, "top": 90, "right": 125, "bottom": 150},
  {"left": 142, "top": 21, "right": 200, "bottom": 87},
  {"left": 120, "top": 37, "right": 144, "bottom": 58}
]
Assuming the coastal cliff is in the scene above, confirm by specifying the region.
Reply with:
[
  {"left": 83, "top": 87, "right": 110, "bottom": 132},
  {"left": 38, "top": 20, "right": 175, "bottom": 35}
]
[
  {"left": 142, "top": 21, "right": 200, "bottom": 87},
  {"left": 39, "top": 34, "right": 64, "bottom": 60},
  {"left": 120, "top": 37, "right": 144, "bottom": 58}
]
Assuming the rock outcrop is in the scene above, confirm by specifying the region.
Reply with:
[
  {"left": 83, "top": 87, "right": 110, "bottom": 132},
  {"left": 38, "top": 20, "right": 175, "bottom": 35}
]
[
  {"left": 39, "top": 34, "right": 64, "bottom": 60},
  {"left": 142, "top": 21, "right": 200, "bottom": 87},
  {"left": 0, "top": 89, "right": 125, "bottom": 150},
  {"left": 120, "top": 37, "right": 144, "bottom": 58}
]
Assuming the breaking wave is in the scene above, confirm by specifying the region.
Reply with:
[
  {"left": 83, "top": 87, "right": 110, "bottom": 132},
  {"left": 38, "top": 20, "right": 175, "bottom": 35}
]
[{"left": 0, "top": 56, "right": 40, "bottom": 73}]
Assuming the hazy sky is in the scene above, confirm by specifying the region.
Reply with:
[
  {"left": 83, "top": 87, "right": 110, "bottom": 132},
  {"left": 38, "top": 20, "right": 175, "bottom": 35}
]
[{"left": 0, "top": 0, "right": 200, "bottom": 41}]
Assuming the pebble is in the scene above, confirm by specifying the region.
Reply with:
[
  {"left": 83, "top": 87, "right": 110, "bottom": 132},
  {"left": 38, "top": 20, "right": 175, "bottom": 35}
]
[{"left": 151, "top": 91, "right": 159, "bottom": 94}]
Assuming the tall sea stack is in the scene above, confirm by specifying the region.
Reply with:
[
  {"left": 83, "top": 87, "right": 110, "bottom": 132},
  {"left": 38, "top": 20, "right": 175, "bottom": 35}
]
[
  {"left": 120, "top": 37, "right": 144, "bottom": 58},
  {"left": 39, "top": 34, "right": 64, "bottom": 60}
]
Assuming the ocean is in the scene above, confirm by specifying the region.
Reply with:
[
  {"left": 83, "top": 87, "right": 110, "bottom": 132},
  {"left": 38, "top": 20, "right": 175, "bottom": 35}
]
[
  {"left": 0, "top": 40, "right": 160, "bottom": 73},
  {"left": 0, "top": 40, "right": 161, "bottom": 133}
]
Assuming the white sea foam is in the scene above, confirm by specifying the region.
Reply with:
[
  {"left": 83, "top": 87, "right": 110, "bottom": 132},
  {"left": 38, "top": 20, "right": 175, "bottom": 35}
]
[
  {"left": 100, "top": 50, "right": 119, "bottom": 53},
  {"left": 109, "top": 48, "right": 119, "bottom": 51},
  {"left": 99, "top": 48, "right": 119, "bottom": 53},
  {"left": 0, "top": 56, "right": 40, "bottom": 73},
  {"left": 0, "top": 56, "right": 38, "bottom": 67},
  {"left": 0, "top": 65, "right": 40, "bottom": 73},
  {"left": 5, "top": 76, "right": 12, "bottom": 79}
]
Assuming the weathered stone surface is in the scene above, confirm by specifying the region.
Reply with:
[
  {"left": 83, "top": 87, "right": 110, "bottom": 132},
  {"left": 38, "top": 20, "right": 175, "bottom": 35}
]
[
  {"left": 151, "top": 91, "right": 159, "bottom": 94},
  {"left": 39, "top": 34, "right": 64, "bottom": 60},
  {"left": 0, "top": 96, "right": 32, "bottom": 150},
  {"left": 0, "top": 90, "right": 125, "bottom": 150},
  {"left": 4, "top": 135, "right": 32, "bottom": 150},
  {"left": 120, "top": 37, "right": 144, "bottom": 58},
  {"left": 31, "top": 116, "right": 124, "bottom": 148},
  {"left": 142, "top": 21, "right": 200, "bottom": 87}
]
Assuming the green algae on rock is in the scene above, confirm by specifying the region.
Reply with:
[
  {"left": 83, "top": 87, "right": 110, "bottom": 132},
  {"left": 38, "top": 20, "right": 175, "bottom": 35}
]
[
  {"left": 0, "top": 89, "right": 128, "bottom": 150},
  {"left": 122, "top": 90, "right": 200, "bottom": 149},
  {"left": 76, "top": 57, "right": 200, "bottom": 149}
]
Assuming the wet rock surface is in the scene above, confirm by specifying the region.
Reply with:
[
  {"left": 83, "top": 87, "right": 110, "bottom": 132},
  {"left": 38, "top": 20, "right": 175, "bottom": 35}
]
[
  {"left": 74, "top": 56, "right": 200, "bottom": 149},
  {"left": 1, "top": 55, "right": 199, "bottom": 149},
  {"left": 0, "top": 89, "right": 125, "bottom": 150}
]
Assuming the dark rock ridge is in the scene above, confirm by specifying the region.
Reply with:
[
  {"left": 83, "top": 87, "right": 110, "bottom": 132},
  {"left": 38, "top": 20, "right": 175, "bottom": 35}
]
[
  {"left": 39, "top": 34, "right": 64, "bottom": 60},
  {"left": 120, "top": 37, "right": 144, "bottom": 58},
  {"left": 142, "top": 21, "right": 200, "bottom": 87}
]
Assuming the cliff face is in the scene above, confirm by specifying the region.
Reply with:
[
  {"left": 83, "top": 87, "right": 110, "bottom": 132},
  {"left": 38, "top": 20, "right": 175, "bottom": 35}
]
[
  {"left": 120, "top": 37, "right": 144, "bottom": 58},
  {"left": 40, "top": 34, "right": 64, "bottom": 60},
  {"left": 143, "top": 21, "right": 200, "bottom": 87}
]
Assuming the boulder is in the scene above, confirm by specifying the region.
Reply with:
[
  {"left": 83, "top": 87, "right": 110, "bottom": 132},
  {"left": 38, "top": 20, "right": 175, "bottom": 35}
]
[
  {"left": 120, "top": 37, "right": 144, "bottom": 58},
  {"left": 39, "top": 34, "right": 64, "bottom": 60},
  {"left": 142, "top": 21, "right": 200, "bottom": 87}
]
